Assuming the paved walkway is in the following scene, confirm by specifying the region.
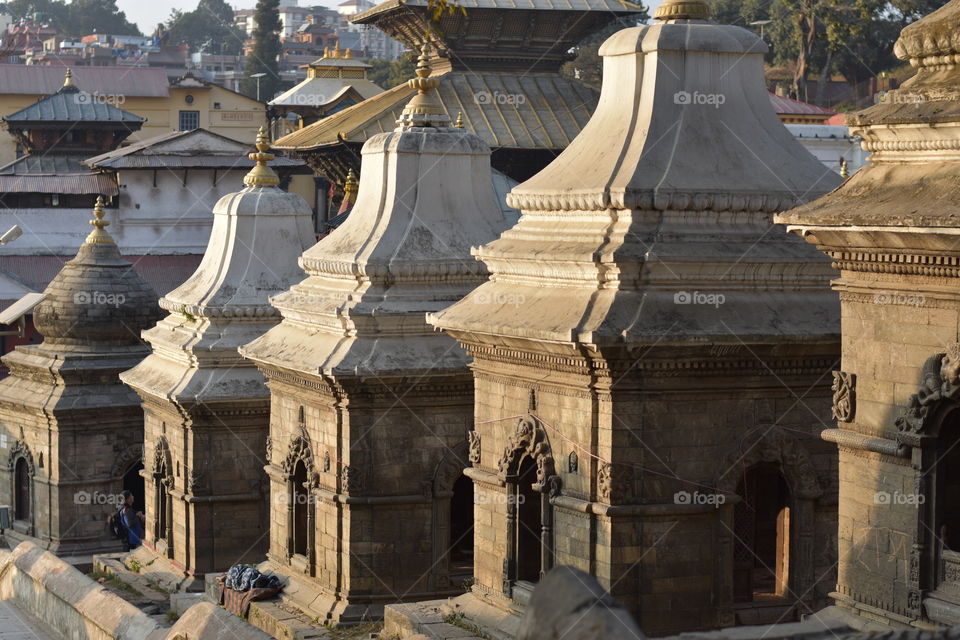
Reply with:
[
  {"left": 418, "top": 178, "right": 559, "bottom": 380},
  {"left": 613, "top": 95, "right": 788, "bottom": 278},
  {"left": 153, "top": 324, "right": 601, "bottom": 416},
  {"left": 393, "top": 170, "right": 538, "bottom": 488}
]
[{"left": 0, "top": 599, "right": 60, "bottom": 640}]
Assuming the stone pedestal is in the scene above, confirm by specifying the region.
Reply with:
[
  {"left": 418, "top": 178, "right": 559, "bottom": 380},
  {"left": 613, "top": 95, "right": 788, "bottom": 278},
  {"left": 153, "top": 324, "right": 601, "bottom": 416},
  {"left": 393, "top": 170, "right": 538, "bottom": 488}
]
[
  {"left": 0, "top": 200, "right": 160, "bottom": 556},
  {"left": 777, "top": 0, "right": 960, "bottom": 628},
  {"left": 430, "top": 4, "right": 842, "bottom": 635},
  {"left": 120, "top": 132, "right": 316, "bottom": 579},
  {"left": 241, "top": 52, "right": 508, "bottom": 623}
]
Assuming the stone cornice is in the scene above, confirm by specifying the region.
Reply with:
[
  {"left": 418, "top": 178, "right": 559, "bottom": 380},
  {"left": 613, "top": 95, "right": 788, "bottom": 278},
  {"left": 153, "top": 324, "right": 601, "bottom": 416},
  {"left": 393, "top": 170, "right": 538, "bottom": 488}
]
[{"left": 505, "top": 188, "right": 806, "bottom": 215}]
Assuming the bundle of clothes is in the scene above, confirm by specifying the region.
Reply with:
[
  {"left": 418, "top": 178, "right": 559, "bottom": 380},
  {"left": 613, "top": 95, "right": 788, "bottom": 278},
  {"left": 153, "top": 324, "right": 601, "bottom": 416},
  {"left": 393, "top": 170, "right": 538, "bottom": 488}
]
[{"left": 217, "top": 563, "right": 282, "bottom": 617}]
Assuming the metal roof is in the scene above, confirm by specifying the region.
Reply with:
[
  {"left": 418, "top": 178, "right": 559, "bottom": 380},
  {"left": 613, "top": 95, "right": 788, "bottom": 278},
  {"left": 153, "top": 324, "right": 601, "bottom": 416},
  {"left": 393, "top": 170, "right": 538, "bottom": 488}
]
[
  {"left": 353, "top": 0, "right": 644, "bottom": 20},
  {"left": 0, "top": 64, "right": 170, "bottom": 97},
  {"left": 83, "top": 128, "right": 306, "bottom": 170},
  {"left": 0, "top": 154, "right": 90, "bottom": 175},
  {"left": 3, "top": 85, "right": 145, "bottom": 124},
  {"left": 767, "top": 92, "right": 835, "bottom": 116},
  {"left": 0, "top": 173, "right": 119, "bottom": 195},
  {"left": 274, "top": 71, "right": 597, "bottom": 151},
  {"left": 270, "top": 77, "right": 384, "bottom": 108}
]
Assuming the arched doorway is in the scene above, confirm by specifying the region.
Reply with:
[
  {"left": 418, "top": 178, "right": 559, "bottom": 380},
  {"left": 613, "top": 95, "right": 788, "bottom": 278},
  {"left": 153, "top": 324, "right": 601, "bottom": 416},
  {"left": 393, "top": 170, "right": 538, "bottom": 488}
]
[
  {"left": 153, "top": 439, "right": 173, "bottom": 556},
  {"left": 449, "top": 474, "right": 474, "bottom": 581},
  {"left": 733, "top": 462, "right": 791, "bottom": 602},
  {"left": 292, "top": 459, "right": 309, "bottom": 557},
  {"left": 14, "top": 457, "right": 30, "bottom": 523},
  {"left": 513, "top": 454, "right": 542, "bottom": 583}
]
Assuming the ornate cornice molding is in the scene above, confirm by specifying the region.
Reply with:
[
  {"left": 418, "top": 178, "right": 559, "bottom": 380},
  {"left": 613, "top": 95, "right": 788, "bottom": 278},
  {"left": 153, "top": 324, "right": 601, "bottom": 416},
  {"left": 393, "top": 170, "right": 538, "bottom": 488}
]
[
  {"left": 505, "top": 189, "right": 805, "bottom": 215},
  {"left": 826, "top": 249, "right": 960, "bottom": 277}
]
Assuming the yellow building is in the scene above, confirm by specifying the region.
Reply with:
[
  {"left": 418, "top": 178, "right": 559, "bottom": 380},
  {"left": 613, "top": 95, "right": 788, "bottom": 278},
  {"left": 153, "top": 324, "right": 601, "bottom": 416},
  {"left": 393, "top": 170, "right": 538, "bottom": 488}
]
[{"left": 0, "top": 64, "right": 266, "bottom": 167}]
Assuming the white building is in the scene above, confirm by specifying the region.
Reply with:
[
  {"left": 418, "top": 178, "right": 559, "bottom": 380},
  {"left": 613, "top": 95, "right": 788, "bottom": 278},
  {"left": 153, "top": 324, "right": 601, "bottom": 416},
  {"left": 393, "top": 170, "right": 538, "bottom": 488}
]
[{"left": 786, "top": 123, "right": 869, "bottom": 175}]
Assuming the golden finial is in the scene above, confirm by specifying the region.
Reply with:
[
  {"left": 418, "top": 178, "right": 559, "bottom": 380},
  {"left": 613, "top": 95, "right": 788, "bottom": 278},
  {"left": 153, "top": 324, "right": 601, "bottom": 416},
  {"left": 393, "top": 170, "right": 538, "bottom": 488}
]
[
  {"left": 323, "top": 46, "right": 330, "bottom": 58},
  {"left": 343, "top": 168, "right": 358, "bottom": 206},
  {"left": 244, "top": 126, "right": 280, "bottom": 187},
  {"left": 344, "top": 48, "right": 352, "bottom": 59},
  {"left": 840, "top": 159, "right": 849, "bottom": 179},
  {"left": 334, "top": 40, "right": 341, "bottom": 58},
  {"left": 86, "top": 196, "right": 114, "bottom": 244},
  {"left": 654, "top": 0, "right": 710, "bottom": 20},
  {"left": 399, "top": 41, "right": 448, "bottom": 126},
  {"left": 63, "top": 68, "right": 74, "bottom": 88},
  {"left": 454, "top": 112, "right": 464, "bottom": 128}
]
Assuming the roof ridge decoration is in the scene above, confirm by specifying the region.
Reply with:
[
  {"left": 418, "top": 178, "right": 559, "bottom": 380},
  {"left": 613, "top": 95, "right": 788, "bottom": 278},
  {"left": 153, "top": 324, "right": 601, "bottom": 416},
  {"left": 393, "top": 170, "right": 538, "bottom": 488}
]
[
  {"left": 244, "top": 126, "right": 280, "bottom": 187},
  {"left": 653, "top": 0, "right": 709, "bottom": 20},
  {"left": 85, "top": 196, "right": 114, "bottom": 245},
  {"left": 63, "top": 68, "right": 74, "bottom": 88},
  {"left": 397, "top": 42, "right": 450, "bottom": 128}
]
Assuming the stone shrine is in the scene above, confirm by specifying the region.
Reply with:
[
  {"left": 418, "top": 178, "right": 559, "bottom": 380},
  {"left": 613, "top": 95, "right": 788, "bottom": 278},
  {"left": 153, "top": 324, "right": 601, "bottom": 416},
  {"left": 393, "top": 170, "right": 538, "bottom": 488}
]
[
  {"left": 240, "top": 46, "right": 508, "bottom": 623},
  {"left": 0, "top": 198, "right": 160, "bottom": 555},
  {"left": 429, "top": 0, "right": 843, "bottom": 633},
  {"left": 119, "top": 128, "right": 316, "bottom": 583},
  {"left": 777, "top": 0, "right": 960, "bottom": 627}
]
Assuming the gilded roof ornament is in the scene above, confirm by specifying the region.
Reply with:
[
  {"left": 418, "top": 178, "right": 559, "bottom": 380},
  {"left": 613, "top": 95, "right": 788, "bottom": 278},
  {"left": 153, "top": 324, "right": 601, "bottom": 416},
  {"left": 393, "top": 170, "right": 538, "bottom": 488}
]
[
  {"left": 244, "top": 126, "right": 280, "bottom": 187},
  {"left": 398, "top": 41, "right": 450, "bottom": 127},
  {"left": 86, "top": 195, "right": 114, "bottom": 244},
  {"left": 454, "top": 112, "right": 464, "bottom": 128},
  {"left": 63, "top": 68, "right": 74, "bottom": 88},
  {"left": 344, "top": 168, "right": 359, "bottom": 205},
  {"left": 654, "top": 0, "right": 709, "bottom": 20}
]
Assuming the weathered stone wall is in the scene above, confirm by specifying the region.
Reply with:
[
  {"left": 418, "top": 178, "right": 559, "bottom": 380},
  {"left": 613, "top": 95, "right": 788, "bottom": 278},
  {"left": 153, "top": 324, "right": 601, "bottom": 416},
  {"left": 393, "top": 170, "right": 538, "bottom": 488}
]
[{"left": 466, "top": 346, "right": 838, "bottom": 636}]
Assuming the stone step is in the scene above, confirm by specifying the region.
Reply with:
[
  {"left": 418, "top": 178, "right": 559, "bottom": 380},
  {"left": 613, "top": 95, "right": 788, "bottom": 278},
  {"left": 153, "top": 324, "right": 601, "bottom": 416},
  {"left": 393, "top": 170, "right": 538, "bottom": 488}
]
[
  {"left": 92, "top": 552, "right": 172, "bottom": 606},
  {"left": 247, "top": 600, "right": 331, "bottom": 640}
]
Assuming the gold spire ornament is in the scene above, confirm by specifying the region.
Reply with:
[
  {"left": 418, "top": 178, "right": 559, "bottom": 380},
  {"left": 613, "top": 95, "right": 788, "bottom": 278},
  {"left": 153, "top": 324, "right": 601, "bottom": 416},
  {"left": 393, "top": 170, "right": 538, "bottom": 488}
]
[
  {"left": 653, "top": 0, "right": 710, "bottom": 20},
  {"left": 244, "top": 126, "right": 280, "bottom": 187},
  {"left": 63, "top": 68, "right": 74, "bottom": 88},
  {"left": 344, "top": 168, "right": 359, "bottom": 206},
  {"left": 840, "top": 159, "right": 849, "bottom": 179},
  {"left": 398, "top": 41, "right": 450, "bottom": 127},
  {"left": 86, "top": 196, "right": 114, "bottom": 244},
  {"left": 454, "top": 112, "right": 464, "bottom": 128}
]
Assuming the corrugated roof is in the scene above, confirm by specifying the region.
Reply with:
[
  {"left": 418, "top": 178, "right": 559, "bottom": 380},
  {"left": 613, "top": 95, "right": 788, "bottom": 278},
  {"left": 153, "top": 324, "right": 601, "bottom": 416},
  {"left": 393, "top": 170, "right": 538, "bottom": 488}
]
[
  {"left": 0, "top": 154, "right": 90, "bottom": 175},
  {"left": 270, "top": 77, "right": 384, "bottom": 108},
  {"left": 0, "top": 173, "right": 118, "bottom": 195},
  {"left": 4, "top": 85, "right": 145, "bottom": 124},
  {"left": 353, "top": 0, "right": 644, "bottom": 20},
  {"left": 767, "top": 92, "right": 835, "bottom": 116},
  {"left": 83, "top": 128, "right": 306, "bottom": 170},
  {"left": 0, "top": 254, "right": 202, "bottom": 296},
  {"left": 274, "top": 71, "right": 596, "bottom": 151},
  {"left": 0, "top": 64, "right": 170, "bottom": 97}
]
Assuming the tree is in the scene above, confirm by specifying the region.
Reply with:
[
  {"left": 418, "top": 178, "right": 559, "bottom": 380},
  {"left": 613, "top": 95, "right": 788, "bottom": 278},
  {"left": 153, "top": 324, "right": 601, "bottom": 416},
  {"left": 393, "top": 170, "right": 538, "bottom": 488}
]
[
  {"left": 241, "top": 0, "right": 282, "bottom": 101},
  {"left": 3, "top": 0, "right": 70, "bottom": 31},
  {"left": 561, "top": 12, "right": 650, "bottom": 90},
  {"left": 366, "top": 53, "right": 417, "bottom": 89},
  {"left": 66, "top": 0, "right": 141, "bottom": 36},
  {"left": 166, "top": 0, "right": 244, "bottom": 56}
]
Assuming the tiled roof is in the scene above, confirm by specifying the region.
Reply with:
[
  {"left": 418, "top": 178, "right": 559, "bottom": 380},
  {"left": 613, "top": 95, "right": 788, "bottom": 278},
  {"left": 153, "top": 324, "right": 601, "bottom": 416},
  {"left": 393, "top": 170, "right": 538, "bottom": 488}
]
[
  {"left": 0, "top": 64, "right": 170, "bottom": 97},
  {"left": 0, "top": 173, "right": 118, "bottom": 195},
  {"left": 3, "top": 85, "right": 145, "bottom": 124},
  {"left": 274, "top": 71, "right": 597, "bottom": 151},
  {"left": 0, "top": 154, "right": 89, "bottom": 175}
]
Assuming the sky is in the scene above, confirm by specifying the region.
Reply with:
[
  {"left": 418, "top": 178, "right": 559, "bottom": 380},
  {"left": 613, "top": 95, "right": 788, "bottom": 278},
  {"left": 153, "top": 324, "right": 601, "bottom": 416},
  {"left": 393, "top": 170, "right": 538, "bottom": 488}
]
[{"left": 119, "top": 0, "right": 665, "bottom": 37}]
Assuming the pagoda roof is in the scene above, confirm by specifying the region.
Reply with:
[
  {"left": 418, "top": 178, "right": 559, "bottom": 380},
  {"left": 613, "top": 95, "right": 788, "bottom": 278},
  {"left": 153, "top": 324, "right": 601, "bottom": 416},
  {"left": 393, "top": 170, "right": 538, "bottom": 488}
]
[
  {"left": 353, "top": 0, "right": 642, "bottom": 19},
  {"left": 3, "top": 84, "right": 145, "bottom": 125},
  {"left": 274, "top": 70, "right": 596, "bottom": 152}
]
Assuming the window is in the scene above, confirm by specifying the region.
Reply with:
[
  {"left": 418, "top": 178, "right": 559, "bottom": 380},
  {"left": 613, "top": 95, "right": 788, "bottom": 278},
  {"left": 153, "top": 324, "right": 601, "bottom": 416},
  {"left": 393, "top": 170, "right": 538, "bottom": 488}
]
[
  {"left": 292, "top": 460, "right": 309, "bottom": 557},
  {"left": 213, "top": 102, "right": 221, "bottom": 110},
  {"left": 14, "top": 458, "right": 30, "bottom": 522},
  {"left": 178, "top": 110, "right": 200, "bottom": 131}
]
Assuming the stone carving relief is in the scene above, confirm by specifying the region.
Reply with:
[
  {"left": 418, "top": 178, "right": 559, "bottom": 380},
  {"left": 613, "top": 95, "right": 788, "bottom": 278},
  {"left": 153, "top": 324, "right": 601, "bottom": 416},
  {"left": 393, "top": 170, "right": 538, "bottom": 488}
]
[
  {"left": 831, "top": 371, "right": 856, "bottom": 422},
  {"left": 497, "top": 415, "right": 560, "bottom": 497},
  {"left": 468, "top": 431, "right": 481, "bottom": 465},
  {"left": 597, "top": 462, "right": 632, "bottom": 503},
  {"left": 897, "top": 344, "right": 960, "bottom": 437},
  {"left": 7, "top": 439, "right": 35, "bottom": 473},
  {"left": 282, "top": 435, "right": 315, "bottom": 476},
  {"left": 568, "top": 451, "right": 579, "bottom": 474},
  {"left": 111, "top": 443, "right": 144, "bottom": 478},
  {"left": 153, "top": 438, "right": 173, "bottom": 479},
  {"left": 433, "top": 440, "right": 469, "bottom": 496},
  {"left": 265, "top": 435, "right": 273, "bottom": 464},
  {"left": 716, "top": 427, "right": 822, "bottom": 499},
  {"left": 323, "top": 450, "right": 331, "bottom": 473},
  {"left": 341, "top": 465, "right": 363, "bottom": 493}
]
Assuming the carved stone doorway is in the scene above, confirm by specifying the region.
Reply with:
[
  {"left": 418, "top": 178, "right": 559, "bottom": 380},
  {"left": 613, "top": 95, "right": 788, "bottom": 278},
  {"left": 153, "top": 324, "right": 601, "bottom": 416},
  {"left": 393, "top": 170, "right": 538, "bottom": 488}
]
[{"left": 733, "top": 462, "right": 791, "bottom": 602}]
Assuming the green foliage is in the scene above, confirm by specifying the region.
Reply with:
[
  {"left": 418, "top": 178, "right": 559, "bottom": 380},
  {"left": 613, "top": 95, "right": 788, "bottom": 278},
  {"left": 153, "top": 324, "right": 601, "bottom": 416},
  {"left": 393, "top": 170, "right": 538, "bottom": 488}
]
[
  {"left": 562, "top": 13, "right": 650, "bottom": 90},
  {"left": 708, "top": 0, "right": 950, "bottom": 104},
  {"left": 366, "top": 53, "right": 418, "bottom": 89},
  {"left": 166, "top": 0, "right": 244, "bottom": 55},
  {"left": 5, "top": 0, "right": 140, "bottom": 37},
  {"left": 241, "top": 0, "right": 282, "bottom": 101}
]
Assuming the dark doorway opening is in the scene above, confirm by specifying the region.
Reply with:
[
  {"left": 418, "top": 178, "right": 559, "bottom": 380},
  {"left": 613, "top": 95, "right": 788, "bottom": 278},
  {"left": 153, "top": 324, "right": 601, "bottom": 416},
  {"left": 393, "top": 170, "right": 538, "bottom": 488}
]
[
  {"left": 734, "top": 462, "right": 791, "bottom": 603},
  {"left": 124, "top": 462, "right": 145, "bottom": 513},
  {"left": 514, "top": 455, "right": 542, "bottom": 583},
  {"left": 449, "top": 474, "right": 474, "bottom": 581},
  {"left": 292, "top": 460, "right": 309, "bottom": 557},
  {"left": 940, "top": 416, "right": 960, "bottom": 551},
  {"left": 14, "top": 457, "right": 30, "bottom": 522}
]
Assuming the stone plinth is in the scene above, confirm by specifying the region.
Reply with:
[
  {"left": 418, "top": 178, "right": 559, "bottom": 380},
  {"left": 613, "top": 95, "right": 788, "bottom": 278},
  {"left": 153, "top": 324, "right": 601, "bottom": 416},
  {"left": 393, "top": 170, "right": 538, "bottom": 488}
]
[
  {"left": 0, "top": 200, "right": 160, "bottom": 555},
  {"left": 119, "top": 132, "right": 316, "bottom": 579},
  {"left": 776, "top": 0, "right": 960, "bottom": 628},
  {"left": 240, "top": 54, "right": 508, "bottom": 623},
  {"left": 429, "top": 5, "right": 842, "bottom": 635}
]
